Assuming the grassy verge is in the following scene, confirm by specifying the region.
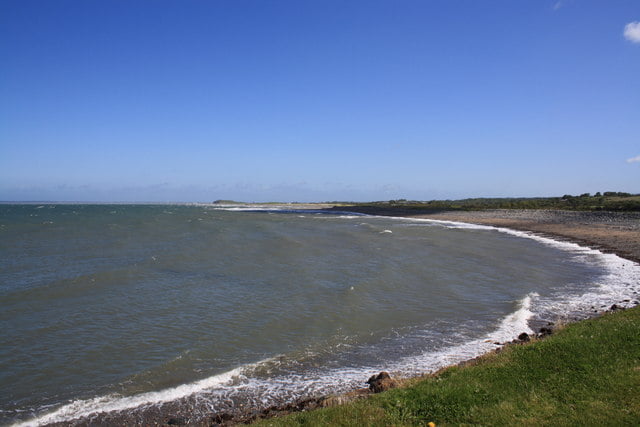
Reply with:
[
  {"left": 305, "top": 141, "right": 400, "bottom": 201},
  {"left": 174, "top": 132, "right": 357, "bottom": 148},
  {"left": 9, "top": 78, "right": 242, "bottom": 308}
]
[
  {"left": 255, "top": 307, "right": 640, "bottom": 426},
  {"left": 333, "top": 194, "right": 640, "bottom": 211}
]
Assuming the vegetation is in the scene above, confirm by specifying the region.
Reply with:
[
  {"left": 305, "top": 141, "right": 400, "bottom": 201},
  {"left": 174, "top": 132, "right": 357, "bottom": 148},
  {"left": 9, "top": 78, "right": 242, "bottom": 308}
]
[
  {"left": 342, "top": 192, "right": 640, "bottom": 212},
  {"left": 255, "top": 307, "right": 640, "bottom": 426}
]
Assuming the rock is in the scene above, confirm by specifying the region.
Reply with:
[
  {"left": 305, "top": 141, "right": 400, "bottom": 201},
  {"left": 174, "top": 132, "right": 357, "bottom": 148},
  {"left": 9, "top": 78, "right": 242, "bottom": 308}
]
[
  {"left": 517, "top": 332, "right": 530, "bottom": 342},
  {"left": 320, "top": 388, "right": 370, "bottom": 407},
  {"left": 610, "top": 304, "right": 620, "bottom": 311},
  {"left": 537, "top": 327, "right": 553, "bottom": 338},
  {"left": 366, "top": 371, "right": 398, "bottom": 393},
  {"left": 166, "top": 417, "right": 186, "bottom": 425},
  {"left": 210, "top": 413, "right": 233, "bottom": 425},
  {"left": 367, "top": 371, "right": 390, "bottom": 383}
]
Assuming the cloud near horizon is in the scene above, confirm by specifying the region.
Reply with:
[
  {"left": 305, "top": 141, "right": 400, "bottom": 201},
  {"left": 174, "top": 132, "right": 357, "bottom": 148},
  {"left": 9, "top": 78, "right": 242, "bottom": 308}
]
[
  {"left": 627, "top": 155, "right": 640, "bottom": 164},
  {"left": 624, "top": 22, "right": 640, "bottom": 43}
]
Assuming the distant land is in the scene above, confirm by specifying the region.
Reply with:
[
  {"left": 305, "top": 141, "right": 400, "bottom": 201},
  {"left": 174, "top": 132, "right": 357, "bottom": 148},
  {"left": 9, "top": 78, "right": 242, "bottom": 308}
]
[
  {"left": 213, "top": 192, "right": 640, "bottom": 212},
  {"left": 2, "top": 192, "right": 638, "bottom": 211}
]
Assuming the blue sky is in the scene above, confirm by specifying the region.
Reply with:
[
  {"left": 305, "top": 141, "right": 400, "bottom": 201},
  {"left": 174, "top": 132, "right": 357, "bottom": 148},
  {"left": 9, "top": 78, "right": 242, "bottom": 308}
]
[{"left": 1, "top": 0, "right": 639, "bottom": 202}]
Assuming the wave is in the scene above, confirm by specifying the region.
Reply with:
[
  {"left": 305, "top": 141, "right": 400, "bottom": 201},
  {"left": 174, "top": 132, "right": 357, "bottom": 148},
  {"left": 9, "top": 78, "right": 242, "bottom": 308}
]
[
  {"left": 208, "top": 206, "right": 367, "bottom": 217},
  {"left": 12, "top": 367, "right": 246, "bottom": 427},
  {"left": 12, "top": 293, "right": 537, "bottom": 427},
  {"left": 395, "top": 293, "right": 536, "bottom": 374},
  {"left": 404, "top": 217, "right": 640, "bottom": 317}
]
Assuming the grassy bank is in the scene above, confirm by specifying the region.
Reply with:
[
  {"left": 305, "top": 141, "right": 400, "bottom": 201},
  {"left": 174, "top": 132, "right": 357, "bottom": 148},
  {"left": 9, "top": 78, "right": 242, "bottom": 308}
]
[
  {"left": 331, "top": 193, "right": 640, "bottom": 212},
  {"left": 255, "top": 307, "right": 640, "bottom": 426}
]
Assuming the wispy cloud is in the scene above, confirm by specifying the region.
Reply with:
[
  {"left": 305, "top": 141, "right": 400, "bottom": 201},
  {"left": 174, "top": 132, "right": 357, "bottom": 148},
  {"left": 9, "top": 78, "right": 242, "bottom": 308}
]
[
  {"left": 627, "top": 155, "right": 640, "bottom": 163},
  {"left": 624, "top": 22, "right": 640, "bottom": 43},
  {"left": 553, "top": 1, "right": 563, "bottom": 11}
]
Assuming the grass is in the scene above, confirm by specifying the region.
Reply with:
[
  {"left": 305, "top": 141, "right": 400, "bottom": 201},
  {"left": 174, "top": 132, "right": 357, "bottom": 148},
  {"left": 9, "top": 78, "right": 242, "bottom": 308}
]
[
  {"left": 335, "top": 193, "right": 640, "bottom": 212},
  {"left": 254, "top": 307, "right": 640, "bottom": 426}
]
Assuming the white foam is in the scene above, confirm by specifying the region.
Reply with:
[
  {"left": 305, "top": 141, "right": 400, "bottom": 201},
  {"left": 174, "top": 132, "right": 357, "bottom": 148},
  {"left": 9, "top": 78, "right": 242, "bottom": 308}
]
[
  {"left": 214, "top": 207, "right": 284, "bottom": 212},
  {"left": 393, "top": 293, "right": 536, "bottom": 375},
  {"left": 396, "top": 216, "right": 640, "bottom": 317},
  {"left": 16, "top": 294, "right": 541, "bottom": 426},
  {"left": 209, "top": 206, "right": 366, "bottom": 217},
  {"left": 13, "top": 367, "right": 245, "bottom": 427}
]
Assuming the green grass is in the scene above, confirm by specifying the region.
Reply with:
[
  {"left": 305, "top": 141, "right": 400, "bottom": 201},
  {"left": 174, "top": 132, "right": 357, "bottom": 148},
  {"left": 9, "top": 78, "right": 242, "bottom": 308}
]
[
  {"left": 333, "top": 193, "right": 640, "bottom": 212},
  {"left": 254, "top": 307, "right": 640, "bottom": 426}
]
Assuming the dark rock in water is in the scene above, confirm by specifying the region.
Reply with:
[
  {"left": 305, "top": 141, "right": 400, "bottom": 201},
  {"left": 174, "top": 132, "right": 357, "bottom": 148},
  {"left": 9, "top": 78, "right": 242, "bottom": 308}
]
[
  {"left": 367, "top": 371, "right": 398, "bottom": 393},
  {"left": 368, "top": 371, "right": 391, "bottom": 381},
  {"left": 518, "top": 332, "right": 530, "bottom": 342},
  {"left": 610, "top": 304, "right": 621, "bottom": 311},
  {"left": 166, "top": 417, "right": 187, "bottom": 425},
  {"left": 538, "top": 327, "right": 553, "bottom": 338}
]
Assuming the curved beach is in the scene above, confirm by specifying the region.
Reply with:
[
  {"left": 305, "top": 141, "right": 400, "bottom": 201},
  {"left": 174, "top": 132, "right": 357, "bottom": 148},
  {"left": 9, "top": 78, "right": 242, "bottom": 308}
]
[
  {"left": 8, "top": 208, "right": 640, "bottom": 426},
  {"left": 222, "top": 208, "right": 640, "bottom": 426},
  {"left": 335, "top": 208, "right": 640, "bottom": 263}
]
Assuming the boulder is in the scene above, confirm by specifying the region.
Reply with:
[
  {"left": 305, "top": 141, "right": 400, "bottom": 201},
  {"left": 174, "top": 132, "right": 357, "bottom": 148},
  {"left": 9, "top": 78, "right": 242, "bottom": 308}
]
[
  {"left": 517, "top": 332, "right": 530, "bottom": 342},
  {"left": 367, "top": 371, "right": 398, "bottom": 393},
  {"left": 537, "top": 327, "right": 553, "bottom": 338}
]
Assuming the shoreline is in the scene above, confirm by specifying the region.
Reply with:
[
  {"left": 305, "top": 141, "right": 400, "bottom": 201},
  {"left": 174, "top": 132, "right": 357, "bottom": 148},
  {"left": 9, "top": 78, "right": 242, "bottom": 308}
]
[
  {"left": 328, "top": 208, "right": 640, "bottom": 264},
  {"left": 32, "top": 209, "right": 640, "bottom": 426},
  {"left": 231, "top": 208, "right": 640, "bottom": 425}
]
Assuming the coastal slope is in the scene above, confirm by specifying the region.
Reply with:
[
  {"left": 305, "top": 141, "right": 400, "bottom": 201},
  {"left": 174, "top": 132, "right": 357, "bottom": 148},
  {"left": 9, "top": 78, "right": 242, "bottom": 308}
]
[{"left": 255, "top": 304, "right": 640, "bottom": 426}]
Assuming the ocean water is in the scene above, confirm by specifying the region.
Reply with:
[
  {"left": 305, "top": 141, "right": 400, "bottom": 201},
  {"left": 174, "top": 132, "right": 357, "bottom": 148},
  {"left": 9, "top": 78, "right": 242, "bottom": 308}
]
[{"left": 1, "top": 204, "right": 639, "bottom": 426}]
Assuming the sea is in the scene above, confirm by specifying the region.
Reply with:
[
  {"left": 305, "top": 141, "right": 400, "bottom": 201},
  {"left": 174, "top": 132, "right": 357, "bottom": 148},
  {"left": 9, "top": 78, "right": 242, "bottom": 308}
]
[{"left": 1, "top": 204, "right": 639, "bottom": 426}]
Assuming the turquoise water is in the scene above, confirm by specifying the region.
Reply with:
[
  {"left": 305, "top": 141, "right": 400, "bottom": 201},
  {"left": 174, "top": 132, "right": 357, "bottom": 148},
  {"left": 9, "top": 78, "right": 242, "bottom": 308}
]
[{"left": 1, "top": 204, "right": 638, "bottom": 425}]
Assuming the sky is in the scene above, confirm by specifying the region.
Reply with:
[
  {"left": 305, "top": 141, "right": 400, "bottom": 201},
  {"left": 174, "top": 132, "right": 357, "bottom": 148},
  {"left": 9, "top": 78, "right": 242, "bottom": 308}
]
[{"left": 1, "top": 0, "right": 639, "bottom": 202}]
